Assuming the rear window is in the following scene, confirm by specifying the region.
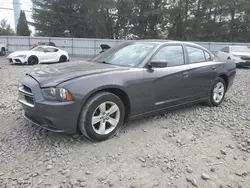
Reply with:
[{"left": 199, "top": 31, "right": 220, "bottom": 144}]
[{"left": 186, "top": 46, "right": 206, "bottom": 63}]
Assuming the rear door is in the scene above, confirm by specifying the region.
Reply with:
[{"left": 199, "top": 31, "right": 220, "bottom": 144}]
[
  {"left": 143, "top": 44, "right": 194, "bottom": 110},
  {"left": 185, "top": 45, "right": 218, "bottom": 99}
]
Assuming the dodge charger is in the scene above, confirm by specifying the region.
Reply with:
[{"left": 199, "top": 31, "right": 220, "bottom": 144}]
[{"left": 18, "top": 40, "right": 236, "bottom": 141}]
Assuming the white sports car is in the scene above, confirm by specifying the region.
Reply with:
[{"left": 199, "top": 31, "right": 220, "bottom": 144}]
[
  {"left": 217, "top": 45, "right": 250, "bottom": 67},
  {"left": 7, "top": 46, "right": 69, "bottom": 65}
]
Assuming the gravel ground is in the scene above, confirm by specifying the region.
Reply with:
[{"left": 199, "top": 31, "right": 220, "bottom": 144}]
[{"left": 0, "top": 56, "right": 250, "bottom": 188}]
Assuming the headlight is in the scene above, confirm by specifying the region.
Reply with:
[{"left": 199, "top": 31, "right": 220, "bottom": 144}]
[
  {"left": 232, "top": 55, "right": 241, "bottom": 58},
  {"left": 231, "top": 55, "right": 241, "bottom": 61},
  {"left": 42, "top": 88, "right": 73, "bottom": 101},
  {"left": 18, "top": 82, "right": 23, "bottom": 89},
  {"left": 15, "top": 55, "right": 27, "bottom": 59}
]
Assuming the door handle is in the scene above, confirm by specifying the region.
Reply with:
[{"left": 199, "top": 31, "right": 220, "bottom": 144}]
[
  {"left": 212, "top": 66, "right": 216, "bottom": 70},
  {"left": 182, "top": 72, "right": 189, "bottom": 78}
]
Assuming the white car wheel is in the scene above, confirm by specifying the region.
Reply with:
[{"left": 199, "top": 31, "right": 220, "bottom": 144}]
[
  {"left": 59, "top": 55, "right": 67, "bottom": 63},
  {"left": 28, "top": 56, "right": 38, "bottom": 65}
]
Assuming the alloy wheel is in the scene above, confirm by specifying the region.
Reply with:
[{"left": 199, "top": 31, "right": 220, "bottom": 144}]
[
  {"left": 91, "top": 101, "right": 120, "bottom": 135},
  {"left": 213, "top": 82, "right": 225, "bottom": 103}
]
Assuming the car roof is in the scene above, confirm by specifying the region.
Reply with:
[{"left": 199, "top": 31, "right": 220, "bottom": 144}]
[
  {"left": 37, "top": 45, "right": 58, "bottom": 49},
  {"left": 127, "top": 39, "right": 200, "bottom": 45},
  {"left": 228, "top": 45, "right": 248, "bottom": 47},
  {"left": 127, "top": 40, "right": 210, "bottom": 52}
]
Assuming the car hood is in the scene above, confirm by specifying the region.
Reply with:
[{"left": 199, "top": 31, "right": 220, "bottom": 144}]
[
  {"left": 26, "top": 61, "right": 130, "bottom": 87},
  {"left": 232, "top": 52, "right": 250, "bottom": 56},
  {"left": 8, "top": 51, "right": 33, "bottom": 57}
]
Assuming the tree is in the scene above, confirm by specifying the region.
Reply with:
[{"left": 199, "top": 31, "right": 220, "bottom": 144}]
[
  {"left": 0, "top": 19, "right": 15, "bottom": 36},
  {"left": 31, "top": 0, "right": 250, "bottom": 41},
  {"left": 16, "top": 11, "right": 31, "bottom": 36}
]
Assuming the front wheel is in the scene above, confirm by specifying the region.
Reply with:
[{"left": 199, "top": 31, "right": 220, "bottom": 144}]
[
  {"left": 205, "top": 77, "right": 226, "bottom": 107},
  {"left": 78, "top": 92, "right": 125, "bottom": 141},
  {"left": 27, "top": 56, "right": 38, "bottom": 65}
]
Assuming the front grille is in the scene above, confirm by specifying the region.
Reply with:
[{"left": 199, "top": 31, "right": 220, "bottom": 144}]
[
  {"left": 241, "top": 56, "right": 250, "bottom": 60},
  {"left": 18, "top": 85, "right": 34, "bottom": 107},
  {"left": 23, "top": 85, "right": 32, "bottom": 93},
  {"left": 14, "top": 59, "right": 21, "bottom": 63},
  {"left": 9, "top": 58, "right": 13, "bottom": 63},
  {"left": 25, "top": 95, "right": 34, "bottom": 105}
]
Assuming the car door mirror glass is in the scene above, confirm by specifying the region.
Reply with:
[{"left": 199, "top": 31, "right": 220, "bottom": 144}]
[{"left": 149, "top": 61, "right": 168, "bottom": 68}]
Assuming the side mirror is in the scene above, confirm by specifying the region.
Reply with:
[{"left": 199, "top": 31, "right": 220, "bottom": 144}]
[{"left": 148, "top": 61, "right": 168, "bottom": 68}]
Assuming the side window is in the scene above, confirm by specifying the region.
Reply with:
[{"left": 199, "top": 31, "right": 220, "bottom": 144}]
[
  {"left": 152, "top": 45, "right": 184, "bottom": 66},
  {"left": 221, "top": 47, "right": 229, "bottom": 53},
  {"left": 44, "top": 48, "right": 57, "bottom": 52},
  {"left": 204, "top": 51, "right": 211, "bottom": 61},
  {"left": 186, "top": 46, "right": 206, "bottom": 63},
  {"left": 36, "top": 47, "right": 44, "bottom": 52}
]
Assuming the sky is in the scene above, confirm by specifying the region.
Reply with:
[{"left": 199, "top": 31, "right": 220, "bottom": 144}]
[{"left": 0, "top": 0, "right": 34, "bottom": 33}]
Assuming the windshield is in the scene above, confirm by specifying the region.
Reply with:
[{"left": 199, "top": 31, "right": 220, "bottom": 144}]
[
  {"left": 31, "top": 46, "right": 44, "bottom": 52},
  {"left": 231, "top": 46, "right": 250, "bottom": 53},
  {"left": 92, "top": 42, "right": 156, "bottom": 67}
]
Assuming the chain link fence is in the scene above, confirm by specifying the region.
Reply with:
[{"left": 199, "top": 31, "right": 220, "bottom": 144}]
[{"left": 1, "top": 36, "right": 250, "bottom": 57}]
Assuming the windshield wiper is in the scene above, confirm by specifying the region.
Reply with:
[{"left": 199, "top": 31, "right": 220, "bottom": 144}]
[{"left": 97, "top": 61, "right": 112, "bottom": 65}]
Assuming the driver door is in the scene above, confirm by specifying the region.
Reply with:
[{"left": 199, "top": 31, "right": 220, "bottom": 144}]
[
  {"left": 42, "top": 47, "right": 58, "bottom": 62},
  {"left": 143, "top": 45, "right": 193, "bottom": 111}
]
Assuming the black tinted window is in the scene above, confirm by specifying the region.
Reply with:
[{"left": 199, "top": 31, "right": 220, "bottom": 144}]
[
  {"left": 221, "top": 47, "right": 229, "bottom": 53},
  {"left": 31, "top": 46, "right": 44, "bottom": 52},
  {"left": 204, "top": 51, "right": 211, "bottom": 60},
  {"left": 152, "top": 45, "right": 184, "bottom": 66},
  {"left": 44, "top": 48, "right": 58, "bottom": 52},
  {"left": 187, "top": 46, "right": 206, "bottom": 63}
]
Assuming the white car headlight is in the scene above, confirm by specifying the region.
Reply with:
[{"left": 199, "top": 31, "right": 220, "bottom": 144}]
[
  {"left": 232, "top": 55, "right": 242, "bottom": 58},
  {"left": 15, "top": 55, "right": 27, "bottom": 59},
  {"left": 42, "top": 88, "right": 73, "bottom": 101},
  {"left": 231, "top": 55, "right": 241, "bottom": 61}
]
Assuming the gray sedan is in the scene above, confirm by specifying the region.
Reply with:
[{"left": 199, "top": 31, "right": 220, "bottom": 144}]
[{"left": 18, "top": 40, "right": 236, "bottom": 141}]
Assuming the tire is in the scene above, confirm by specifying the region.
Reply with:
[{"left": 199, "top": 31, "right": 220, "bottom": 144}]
[
  {"left": 205, "top": 77, "right": 226, "bottom": 107},
  {"left": 78, "top": 92, "right": 125, "bottom": 141},
  {"left": 0, "top": 48, "right": 6, "bottom": 56},
  {"left": 59, "top": 55, "right": 67, "bottom": 63},
  {"left": 27, "top": 56, "right": 38, "bottom": 65}
]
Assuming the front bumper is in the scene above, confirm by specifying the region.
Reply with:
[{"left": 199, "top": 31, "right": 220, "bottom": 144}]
[
  {"left": 236, "top": 61, "right": 250, "bottom": 67},
  {"left": 18, "top": 76, "right": 82, "bottom": 133},
  {"left": 8, "top": 57, "right": 27, "bottom": 64},
  {"left": 233, "top": 58, "right": 250, "bottom": 67}
]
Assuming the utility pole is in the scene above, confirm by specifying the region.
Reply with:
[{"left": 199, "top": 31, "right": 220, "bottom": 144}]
[{"left": 13, "top": 0, "right": 21, "bottom": 32}]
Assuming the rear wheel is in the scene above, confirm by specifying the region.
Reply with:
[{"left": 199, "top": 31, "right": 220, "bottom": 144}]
[
  {"left": 78, "top": 92, "right": 125, "bottom": 141},
  {"left": 27, "top": 56, "right": 38, "bottom": 65},
  {"left": 0, "top": 48, "right": 6, "bottom": 56},
  {"left": 59, "top": 55, "right": 67, "bottom": 62},
  {"left": 205, "top": 77, "right": 226, "bottom": 107}
]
